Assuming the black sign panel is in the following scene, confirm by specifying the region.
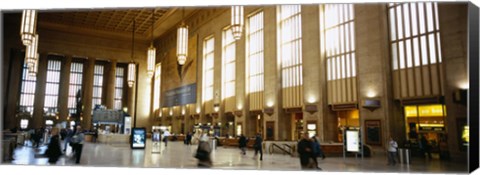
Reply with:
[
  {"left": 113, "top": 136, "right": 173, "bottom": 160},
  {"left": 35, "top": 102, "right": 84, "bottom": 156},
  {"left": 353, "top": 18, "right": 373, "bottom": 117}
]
[
  {"left": 131, "top": 127, "right": 146, "bottom": 149},
  {"left": 163, "top": 83, "right": 197, "bottom": 107}
]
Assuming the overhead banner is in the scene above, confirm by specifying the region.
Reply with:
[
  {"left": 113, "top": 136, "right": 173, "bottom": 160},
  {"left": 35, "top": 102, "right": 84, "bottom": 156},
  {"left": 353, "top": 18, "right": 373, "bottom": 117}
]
[{"left": 163, "top": 83, "right": 197, "bottom": 107}]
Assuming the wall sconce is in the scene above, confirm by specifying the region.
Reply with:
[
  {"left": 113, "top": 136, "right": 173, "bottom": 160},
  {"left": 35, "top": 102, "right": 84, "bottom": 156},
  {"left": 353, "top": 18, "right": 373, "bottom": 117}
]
[
  {"left": 213, "top": 103, "right": 220, "bottom": 112},
  {"left": 366, "top": 90, "right": 377, "bottom": 98},
  {"left": 304, "top": 104, "right": 318, "bottom": 114},
  {"left": 234, "top": 110, "right": 243, "bottom": 117},
  {"left": 264, "top": 107, "right": 274, "bottom": 116},
  {"left": 307, "top": 96, "right": 316, "bottom": 104},
  {"left": 361, "top": 98, "right": 381, "bottom": 112},
  {"left": 266, "top": 101, "right": 274, "bottom": 107}
]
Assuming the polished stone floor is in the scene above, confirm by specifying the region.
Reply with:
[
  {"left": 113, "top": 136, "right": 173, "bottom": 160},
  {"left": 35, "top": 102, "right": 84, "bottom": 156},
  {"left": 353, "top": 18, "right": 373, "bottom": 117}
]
[{"left": 3, "top": 140, "right": 469, "bottom": 174}]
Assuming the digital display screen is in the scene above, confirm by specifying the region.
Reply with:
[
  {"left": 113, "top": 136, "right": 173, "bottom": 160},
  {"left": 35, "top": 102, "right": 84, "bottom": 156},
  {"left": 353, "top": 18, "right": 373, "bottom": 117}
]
[
  {"left": 131, "top": 127, "right": 146, "bottom": 149},
  {"left": 346, "top": 130, "right": 359, "bottom": 152}
]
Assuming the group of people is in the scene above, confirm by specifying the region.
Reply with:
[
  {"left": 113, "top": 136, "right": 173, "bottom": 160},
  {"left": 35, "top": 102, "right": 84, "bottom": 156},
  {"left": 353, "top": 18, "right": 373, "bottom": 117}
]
[
  {"left": 237, "top": 133, "right": 263, "bottom": 161},
  {"left": 44, "top": 125, "right": 85, "bottom": 165},
  {"left": 297, "top": 133, "right": 326, "bottom": 170}
]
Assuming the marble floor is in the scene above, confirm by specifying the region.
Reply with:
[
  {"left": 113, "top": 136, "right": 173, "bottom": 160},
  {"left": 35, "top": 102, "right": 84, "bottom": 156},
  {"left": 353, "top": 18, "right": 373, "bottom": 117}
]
[{"left": 3, "top": 140, "right": 470, "bottom": 174}]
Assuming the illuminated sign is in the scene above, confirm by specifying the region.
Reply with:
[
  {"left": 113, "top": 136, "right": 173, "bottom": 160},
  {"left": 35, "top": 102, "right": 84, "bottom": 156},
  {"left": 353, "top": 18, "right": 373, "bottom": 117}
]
[
  {"left": 404, "top": 105, "right": 446, "bottom": 117},
  {"left": 346, "top": 130, "right": 359, "bottom": 152}
]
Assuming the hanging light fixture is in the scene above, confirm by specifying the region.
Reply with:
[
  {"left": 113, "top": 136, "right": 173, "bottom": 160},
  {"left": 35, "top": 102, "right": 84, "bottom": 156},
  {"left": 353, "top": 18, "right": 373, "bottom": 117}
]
[
  {"left": 25, "top": 34, "right": 38, "bottom": 71},
  {"left": 176, "top": 8, "right": 188, "bottom": 65},
  {"left": 128, "top": 20, "right": 136, "bottom": 88},
  {"left": 20, "top": 10, "right": 37, "bottom": 46},
  {"left": 28, "top": 53, "right": 39, "bottom": 77},
  {"left": 231, "top": 6, "right": 244, "bottom": 40},
  {"left": 147, "top": 9, "right": 156, "bottom": 77}
]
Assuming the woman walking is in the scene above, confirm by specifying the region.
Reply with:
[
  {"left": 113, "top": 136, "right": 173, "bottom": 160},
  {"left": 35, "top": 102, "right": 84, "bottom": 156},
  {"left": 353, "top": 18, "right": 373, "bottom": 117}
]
[{"left": 45, "top": 127, "right": 63, "bottom": 164}]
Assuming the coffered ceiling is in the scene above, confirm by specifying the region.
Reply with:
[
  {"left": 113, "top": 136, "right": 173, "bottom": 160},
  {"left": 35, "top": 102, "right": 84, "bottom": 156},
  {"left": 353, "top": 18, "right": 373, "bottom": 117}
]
[
  {"left": 32, "top": 7, "right": 200, "bottom": 41},
  {"left": 39, "top": 8, "right": 169, "bottom": 36}
]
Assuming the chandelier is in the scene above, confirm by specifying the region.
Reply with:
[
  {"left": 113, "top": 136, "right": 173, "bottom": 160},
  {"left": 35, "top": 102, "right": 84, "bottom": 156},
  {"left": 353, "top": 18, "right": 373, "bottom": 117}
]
[
  {"left": 28, "top": 53, "right": 39, "bottom": 77},
  {"left": 127, "top": 20, "right": 136, "bottom": 88},
  {"left": 25, "top": 34, "right": 38, "bottom": 71},
  {"left": 176, "top": 8, "right": 188, "bottom": 65},
  {"left": 147, "top": 9, "right": 156, "bottom": 77},
  {"left": 231, "top": 6, "right": 244, "bottom": 40},
  {"left": 20, "top": 10, "right": 37, "bottom": 46}
]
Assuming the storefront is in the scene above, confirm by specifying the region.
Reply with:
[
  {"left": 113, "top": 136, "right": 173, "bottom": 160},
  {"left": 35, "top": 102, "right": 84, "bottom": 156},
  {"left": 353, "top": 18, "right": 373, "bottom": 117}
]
[
  {"left": 404, "top": 104, "right": 447, "bottom": 159},
  {"left": 336, "top": 109, "right": 359, "bottom": 143}
]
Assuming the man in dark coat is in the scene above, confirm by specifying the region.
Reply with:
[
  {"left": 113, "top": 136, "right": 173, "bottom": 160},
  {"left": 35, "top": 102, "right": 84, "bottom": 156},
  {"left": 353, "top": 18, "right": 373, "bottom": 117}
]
[
  {"left": 45, "top": 128, "right": 62, "bottom": 164},
  {"left": 297, "top": 133, "right": 315, "bottom": 170},
  {"left": 238, "top": 134, "right": 248, "bottom": 155},
  {"left": 253, "top": 133, "right": 263, "bottom": 161}
]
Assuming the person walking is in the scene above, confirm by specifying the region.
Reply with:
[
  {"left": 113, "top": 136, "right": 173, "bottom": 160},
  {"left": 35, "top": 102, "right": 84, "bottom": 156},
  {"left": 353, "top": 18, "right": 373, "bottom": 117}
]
[
  {"left": 253, "top": 133, "right": 263, "bottom": 161},
  {"left": 298, "top": 133, "right": 315, "bottom": 170},
  {"left": 185, "top": 132, "right": 192, "bottom": 145},
  {"left": 45, "top": 127, "right": 63, "bottom": 164},
  {"left": 387, "top": 136, "right": 398, "bottom": 166},
  {"left": 311, "top": 135, "right": 324, "bottom": 170},
  {"left": 71, "top": 125, "right": 84, "bottom": 164},
  {"left": 195, "top": 134, "right": 212, "bottom": 168},
  {"left": 238, "top": 134, "right": 248, "bottom": 155},
  {"left": 419, "top": 134, "right": 432, "bottom": 159},
  {"left": 63, "top": 128, "right": 73, "bottom": 152},
  {"left": 162, "top": 130, "right": 170, "bottom": 147}
]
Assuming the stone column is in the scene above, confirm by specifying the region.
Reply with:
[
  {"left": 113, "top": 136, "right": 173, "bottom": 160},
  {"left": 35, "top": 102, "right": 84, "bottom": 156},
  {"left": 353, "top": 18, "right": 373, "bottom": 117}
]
[
  {"left": 105, "top": 59, "right": 117, "bottom": 109},
  {"left": 263, "top": 6, "right": 284, "bottom": 140},
  {"left": 32, "top": 53, "right": 49, "bottom": 129},
  {"left": 355, "top": 4, "right": 395, "bottom": 153},
  {"left": 438, "top": 3, "right": 468, "bottom": 162},
  {"left": 4, "top": 49, "right": 23, "bottom": 130},
  {"left": 82, "top": 58, "right": 95, "bottom": 130},
  {"left": 58, "top": 55, "right": 72, "bottom": 122},
  {"left": 301, "top": 5, "right": 323, "bottom": 140}
]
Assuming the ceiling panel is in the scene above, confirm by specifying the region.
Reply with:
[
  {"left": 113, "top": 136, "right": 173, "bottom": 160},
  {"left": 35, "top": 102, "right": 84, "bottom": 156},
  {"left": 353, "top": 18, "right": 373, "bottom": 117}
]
[{"left": 38, "top": 8, "right": 169, "bottom": 36}]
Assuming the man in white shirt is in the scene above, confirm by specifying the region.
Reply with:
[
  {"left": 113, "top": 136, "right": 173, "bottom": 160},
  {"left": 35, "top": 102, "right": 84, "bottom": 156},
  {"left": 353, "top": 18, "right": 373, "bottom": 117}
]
[
  {"left": 162, "top": 130, "right": 170, "bottom": 147},
  {"left": 387, "top": 136, "right": 398, "bottom": 165}
]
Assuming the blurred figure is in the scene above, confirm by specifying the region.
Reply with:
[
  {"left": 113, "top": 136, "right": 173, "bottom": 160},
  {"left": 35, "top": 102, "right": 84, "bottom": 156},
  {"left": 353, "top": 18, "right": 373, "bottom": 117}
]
[
  {"left": 195, "top": 134, "right": 212, "bottom": 168},
  {"left": 45, "top": 127, "right": 62, "bottom": 164},
  {"left": 71, "top": 125, "right": 85, "bottom": 164},
  {"left": 387, "top": 136, "right": 398, "bottom": 166},
  {"left": 298, "top": 133, "right": 315, "bottom": 170},
  {"left": 63, "top": 128, "right": 73, "bottom": 152},
  {"left": 311, "top": 135, "right": 324, "bottom": 170},
  {"left": 253, "top": 133, "right": 263, "bottom": 161},
  {"left": 419, "top": 134, "right": 432, "bottom": 159},
  {"left": 185, "top": 132, "right": 192, "bottom": 145},
  {"left": 238, "top": 134, "right": 248, "bottom": 155},
  {"left": 162, "top": 130, "right": 170, "bottom": 147}
]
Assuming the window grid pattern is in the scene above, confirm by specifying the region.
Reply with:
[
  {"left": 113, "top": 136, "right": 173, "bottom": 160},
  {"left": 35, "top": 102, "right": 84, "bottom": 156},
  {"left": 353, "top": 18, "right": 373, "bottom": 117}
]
[
  {"left": 203, "top": 37, "right": 215, "bottom": 102},
  {"left": 44, "top": 59, "right": 62, "bottom": 114},
  {"left": 92, "top": 64, "right": 104, "bottom": 110},
  {"left": 325, "top": 4, "right": 356, "bottom": 81},
  {"left": 279, "top": 5, "right": 303, "bottom": 88},
  {"left": 19, "top": 63, "right": 37, "bottom": 113},
  {"left": 68, "top": 62, "right": 83, "bottom": 114},
  {"left": 114, "top": 67, "right": 125, "bottom": 110},
  {"left": 247, "top": 11, "right": 264, "bottom": 93},
  {"left": 153, "top": 64, "right": 161, "bottom": 112},
  {"left": 222, "top": 27, "right": 236, "bottom": 98},
  {"left": 389, "top": 2, "right": 442, "bottom": 70}
]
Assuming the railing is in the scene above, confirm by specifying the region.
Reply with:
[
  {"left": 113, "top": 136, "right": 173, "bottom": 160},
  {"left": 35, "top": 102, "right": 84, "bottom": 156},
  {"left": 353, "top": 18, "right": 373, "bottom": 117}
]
[{"left": 269, "top": 143, "right": 294, "bottom": 156}]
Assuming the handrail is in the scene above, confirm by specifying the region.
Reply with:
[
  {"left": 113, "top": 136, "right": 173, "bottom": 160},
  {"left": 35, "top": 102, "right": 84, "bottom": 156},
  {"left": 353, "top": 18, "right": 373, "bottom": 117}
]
[
  {"left": 283, "top": 144, "right": 293, "bottom": 150},
  {"left": 270, "top": 143, "right": 293, "bottom": 156}
]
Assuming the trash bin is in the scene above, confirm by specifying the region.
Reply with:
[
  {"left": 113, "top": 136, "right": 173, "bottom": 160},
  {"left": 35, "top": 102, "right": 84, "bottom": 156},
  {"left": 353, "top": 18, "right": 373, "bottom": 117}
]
[{"left": 398, "top": 148, "right": 411, "bottom": 164}]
